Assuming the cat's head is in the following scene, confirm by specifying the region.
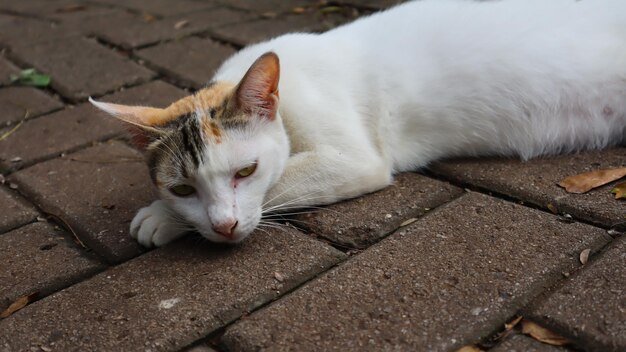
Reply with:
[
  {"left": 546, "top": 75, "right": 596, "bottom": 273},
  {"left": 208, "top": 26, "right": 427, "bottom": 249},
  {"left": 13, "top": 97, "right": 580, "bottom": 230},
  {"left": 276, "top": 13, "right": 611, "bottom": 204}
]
[{"left": 91, "top": 52, "right": 289, "bottom": 244}]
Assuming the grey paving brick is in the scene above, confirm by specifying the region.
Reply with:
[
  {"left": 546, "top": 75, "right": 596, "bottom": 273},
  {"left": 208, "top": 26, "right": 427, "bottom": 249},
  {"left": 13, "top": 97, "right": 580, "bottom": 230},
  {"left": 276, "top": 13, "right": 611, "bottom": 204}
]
[
  {"left": 0, "top": 87, "right": 63, "bottom": 127},
  {"left": 91, "top": 0, "right": 217, "bottom": 17},
  {"left": 527, "top": 237, "right": 626, "bottom": 352},
  {"left": 100, "top": 79, "right": 188, "bottom": 106},
  {"left": 430, "top": 148, "right": 626, "bottom": 228},
  {"left": 491, "top": 334, "right": 568, "bottom": 352},
  {"left": 0, "top": 14, "right": 75, "bottom": 48},
  {"left": 11, "top": 37, "right": 154, "bottom": 101},
  {"left": 0, "top": 222, "right": 104, "bottom": 312},
  {"left": 223, "top": 193, "right": 611, "bottom": 352},
  {"left": 0, "top": 104, "right": 124, "bottom": 171},
  {"left": 0, "top": 226, "right": 345, "bottom": 351},
  {"left": 0, "top": 0, "right": 99, "bottom": 17},
  {"left": 210, "top": 14, "right": 322, "bottom": 46},
  {"left": 9, "top": 141, "right": 152, "bottom": 263},
  {"left": 294, "top": 173, "right": 463, "bottom": 248},
  {"left": 0, "top": 186, "right": 38, "bottom": 233},
  {"left": 59, "top": 7, "right": 250, "bottom": 49},
  {"left": 0, "top": 81, "right": 184, "bottom": 170},
  {"left": 137, "top": 37, "right": 236, "bottom": 89},
  {"left": 224, "top": 0, "right": 315, "bottom": 13}
]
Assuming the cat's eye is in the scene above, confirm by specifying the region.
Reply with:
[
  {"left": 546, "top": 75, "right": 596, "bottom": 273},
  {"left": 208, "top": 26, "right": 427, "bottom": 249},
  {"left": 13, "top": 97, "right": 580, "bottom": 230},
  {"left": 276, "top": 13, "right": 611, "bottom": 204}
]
[
  {"left": 235, "top": 163, "right": 257, "bottom": 179},
  {"left": 169, "top": 184, "right": 196, "bottom": 197}
]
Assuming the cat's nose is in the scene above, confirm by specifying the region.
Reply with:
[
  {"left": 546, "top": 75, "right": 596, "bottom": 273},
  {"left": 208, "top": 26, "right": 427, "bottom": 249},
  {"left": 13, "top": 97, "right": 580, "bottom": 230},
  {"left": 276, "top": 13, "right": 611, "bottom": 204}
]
[{"left": 212, "top": 219, "right": 238, "bottom": 239}]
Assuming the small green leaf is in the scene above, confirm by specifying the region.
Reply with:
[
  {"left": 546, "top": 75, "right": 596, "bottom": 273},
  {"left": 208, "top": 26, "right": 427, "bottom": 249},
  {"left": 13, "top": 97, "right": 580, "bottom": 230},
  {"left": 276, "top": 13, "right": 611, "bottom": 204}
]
[{"left": 9, "top": 68, "right": 51, "bottom": 87}]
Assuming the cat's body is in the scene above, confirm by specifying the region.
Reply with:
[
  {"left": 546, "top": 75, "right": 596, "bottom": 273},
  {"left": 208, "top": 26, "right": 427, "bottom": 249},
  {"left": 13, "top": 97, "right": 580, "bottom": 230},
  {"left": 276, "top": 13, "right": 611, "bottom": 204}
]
[{"left": 92, "top": 0, "right": 626, "bottom": 247}]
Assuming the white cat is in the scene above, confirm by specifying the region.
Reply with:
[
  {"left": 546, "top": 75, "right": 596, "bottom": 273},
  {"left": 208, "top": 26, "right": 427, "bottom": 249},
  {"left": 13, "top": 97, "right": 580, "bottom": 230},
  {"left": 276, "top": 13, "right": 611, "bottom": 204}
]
[{"left": 91, "top": 0, "right": 626, "bottom": 247}]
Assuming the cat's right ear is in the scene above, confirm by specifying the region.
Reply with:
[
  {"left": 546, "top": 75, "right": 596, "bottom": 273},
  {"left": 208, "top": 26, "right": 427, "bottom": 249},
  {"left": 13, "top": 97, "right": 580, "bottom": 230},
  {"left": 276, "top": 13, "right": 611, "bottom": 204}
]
[{"left": 89, "top": 97, "right": 166, "bottom": 150}]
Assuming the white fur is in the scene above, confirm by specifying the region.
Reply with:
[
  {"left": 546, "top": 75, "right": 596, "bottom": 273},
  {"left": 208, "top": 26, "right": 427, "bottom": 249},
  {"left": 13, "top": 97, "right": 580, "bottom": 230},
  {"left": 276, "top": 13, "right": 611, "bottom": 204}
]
[{"left": 136, "top": 0, "right": 626, "bottom": 246}]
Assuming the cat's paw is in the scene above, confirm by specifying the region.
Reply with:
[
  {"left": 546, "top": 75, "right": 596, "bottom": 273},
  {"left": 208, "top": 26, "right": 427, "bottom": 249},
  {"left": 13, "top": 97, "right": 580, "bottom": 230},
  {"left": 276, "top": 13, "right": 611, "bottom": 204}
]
[{"left": 130, "top": 200, "right": 188, "bottom": 248}]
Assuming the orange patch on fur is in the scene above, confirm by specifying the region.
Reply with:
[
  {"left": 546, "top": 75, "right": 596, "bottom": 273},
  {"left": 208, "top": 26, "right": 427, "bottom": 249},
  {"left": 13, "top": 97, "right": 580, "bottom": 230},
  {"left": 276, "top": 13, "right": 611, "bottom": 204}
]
[{"left": 202, "top": 119, "right": 223, "bottom": 143}]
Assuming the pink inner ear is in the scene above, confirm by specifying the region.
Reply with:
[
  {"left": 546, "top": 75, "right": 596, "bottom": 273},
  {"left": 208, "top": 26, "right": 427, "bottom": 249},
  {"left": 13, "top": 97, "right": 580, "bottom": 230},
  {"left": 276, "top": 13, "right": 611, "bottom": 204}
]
[{"left": 236, "top": 52, "right": 280, "bottom": 119}]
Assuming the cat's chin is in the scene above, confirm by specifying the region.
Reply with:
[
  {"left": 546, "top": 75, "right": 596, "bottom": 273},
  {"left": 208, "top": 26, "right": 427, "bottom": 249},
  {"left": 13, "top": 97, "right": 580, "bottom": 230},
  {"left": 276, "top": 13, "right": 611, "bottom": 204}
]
[{"left": 198, "top": 229, "right": 250, "bottom": 244}]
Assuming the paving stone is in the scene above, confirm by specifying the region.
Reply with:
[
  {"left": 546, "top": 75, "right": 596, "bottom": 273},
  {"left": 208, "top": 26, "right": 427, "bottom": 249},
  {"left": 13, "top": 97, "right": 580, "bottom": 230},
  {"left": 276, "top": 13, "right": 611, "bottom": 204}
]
[
  {"left": 0, "top": 87, "right": 63, "bottom": 127},
  {"left": 527, "top": 237, "right": 626, "bottom": 352},
  {"left": 0, "top": 104, "right": 124, "bottom": 171},
  {"left": 137, "top": 37, "right": 236, "bottom": 89},
  {"left": 430, "top": 148, "right": 626, "bottom": 228},
  {"left": 0, "top": 0, "right": 101, "bottom": 17},
  {"left": 0, "top": 226, "right": 345, "bottom": 351},
  {"left": 294, "top": 173, "right": 463, "bottom": 248},
  {"left": 57, "top": 7, "right": 250, "bottom": 49},
  {"left": 222, "top": 193, "right": 611, "bottom": 351},
  {"left": 210, "top": 14, "right": 323, "bottom": 46},
  {"left": 11, "top": 37, "right": 155, "bottom": 101},
  {"left": 0, "top": 222, "right": 104, "bottom": 312},
  {"left": 8, "top": 141, "right": 153, "bottom": 263},
  {"left": 0, "top": 186, "right": 38, "bottom": 234},
  {"left": 0, "top": 56, "right": 20, "bottom": 85},
  {"left": 91, "top": 0, "right": 217, "bottom": 17},
  {"left": 490, "top": 334, "right": 568, "bottom": 352},
  {"left": 100, "top": 79, "right": 188, "bottom": 106},
  {"left": 0, "top": 14, "right": 75, "bottom": 48},
  {"left": 0, "top": 80, "right": 186, "bottom": 170}
]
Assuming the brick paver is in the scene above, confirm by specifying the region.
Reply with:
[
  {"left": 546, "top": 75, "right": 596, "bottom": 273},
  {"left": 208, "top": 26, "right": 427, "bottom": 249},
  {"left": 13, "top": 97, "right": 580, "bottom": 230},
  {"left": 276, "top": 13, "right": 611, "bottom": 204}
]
[
  {"left": 9, "top": 141, "right": 152, "bottom": 263},
  {"left": 223, "top": 193, "right": 610, "bottom": 351},
  {"left": 91, "top": 0, "right": 217, "bottom": 17},
  {"left": 490, "top": 334, "right": 568, "bottom": 352},
  {"left": 0, "top": 56, "right": 19, "bottom": 85},
  {"left": 430, "top": 148, "right": 626, "bottom": 228},
  {"left": 0, "top": 87, "right": 63, "bottom": 127},
  {"left": 0, "top": 14, "right": 74, "bottom": 47},
  {"left": 211, "top": 14, "right": 323, "bottom": 46},
  {"left": 10, "top": 37, "right": 154, "bottom": 101},
  {"left": 527, "top": 237, "right": 626, "bottom": 352},
  {"left": 0, "top": 227, "right": 344, "bottom": 351},
  {"left": 0, "top": 222, "right": 104, "bottom": 312},
  {"left": 294, "top": 173, "right": 463, "bottom": 248},
  {"left": 137, "top": 37, "right": 236, "bottom": 89},
  {"left": 0, "top": 186, "right": 38, "bottom": 233}
]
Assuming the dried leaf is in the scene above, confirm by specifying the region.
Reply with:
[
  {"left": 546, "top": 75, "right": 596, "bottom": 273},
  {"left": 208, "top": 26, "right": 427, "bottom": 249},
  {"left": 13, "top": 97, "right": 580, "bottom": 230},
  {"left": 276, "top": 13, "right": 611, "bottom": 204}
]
[
  {"left": 9, "top": 68, "right": 51, "bottom": 87},
  {"left": 142, "top": 13, "right": 156, "bottom": 23},
  {"left": 558, "top": 167, "right": 626, "bottom": 194},
  {"left": 579, "top": 248, "right": 591, "bottom": 265},
  {"left": 174, "top": 20, "right": 189, "bottom": 29},
  {"left": 291, "top": 6, "right": 306, "bottom": 14},
  {"left": 0, "top": 292, "right": 38, "bottom": 318},
  {"left": 611, "top": 182, "right": 626, "bottom": 199},
  {"left": 400, "top": 218, "right": 418, "bottom": 227},
  {"left": 521, "top": 320, "right": 570, "bottom": 346},
  {"left": 505, "top": 315, "right": 523, "bottom": 330},
  {"left": 546, "top": 203, "right": 558, "bottom": 214},
  {"left": 456, "top": 345, "right": 483, "bottom": 352}
]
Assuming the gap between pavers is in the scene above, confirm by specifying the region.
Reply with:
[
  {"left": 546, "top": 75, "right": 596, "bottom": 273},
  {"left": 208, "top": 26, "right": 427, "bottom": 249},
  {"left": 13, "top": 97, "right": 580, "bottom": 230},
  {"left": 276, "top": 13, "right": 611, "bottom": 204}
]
[
  {"left": 525, "top": 236, "right": 626, "bottom": 352},
  {"left": 0, "top": 186, "right": 39, "bottom": 234},
  {"left": 0, "top": 222, "right": 105, "bottom": 312},
  {"left": 222, "top": 192, "right": 611, "bottom": 352},
  {"left": 292, "top": 172, "right": 463, "bottom": 248},
  {"left": 0, "top": 226, "right": 345, "bottom": 352},
  {"left": 429, "top": 148, "right": 626, "bottom": 229}
]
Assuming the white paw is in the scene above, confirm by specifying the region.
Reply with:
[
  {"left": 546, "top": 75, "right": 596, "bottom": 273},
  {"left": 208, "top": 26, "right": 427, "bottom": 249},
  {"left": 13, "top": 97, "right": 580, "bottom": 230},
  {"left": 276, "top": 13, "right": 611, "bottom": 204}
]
[{"left": 130, "top": 200, "right": 189, "bottom": 248}]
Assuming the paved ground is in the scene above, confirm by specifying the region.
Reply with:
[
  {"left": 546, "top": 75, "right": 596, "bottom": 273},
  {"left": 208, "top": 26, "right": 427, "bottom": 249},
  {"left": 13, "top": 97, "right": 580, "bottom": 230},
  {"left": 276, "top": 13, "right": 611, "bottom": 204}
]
[{"left": 0, "top": 1, "right": 624, "bottom": 351}]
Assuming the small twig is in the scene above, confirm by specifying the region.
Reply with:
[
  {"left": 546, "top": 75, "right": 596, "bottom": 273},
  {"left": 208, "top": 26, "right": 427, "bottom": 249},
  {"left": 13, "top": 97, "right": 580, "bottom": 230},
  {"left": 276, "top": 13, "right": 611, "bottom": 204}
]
[
  {"left": 45, "top": 212, "right": 87, "bottom": 249},
  {"left": 0, "top": 110, "right": 29, "bottom": 141}
]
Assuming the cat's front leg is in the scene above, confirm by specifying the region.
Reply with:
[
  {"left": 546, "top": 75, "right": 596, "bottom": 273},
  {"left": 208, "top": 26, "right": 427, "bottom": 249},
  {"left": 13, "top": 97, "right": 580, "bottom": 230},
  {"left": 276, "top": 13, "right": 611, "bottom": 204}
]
[
  {"left": 130, "top": 200, "right": 188, "bottom": 247},
  {"left": 265, "top": 147, "right": 392, "bottom": 210}
]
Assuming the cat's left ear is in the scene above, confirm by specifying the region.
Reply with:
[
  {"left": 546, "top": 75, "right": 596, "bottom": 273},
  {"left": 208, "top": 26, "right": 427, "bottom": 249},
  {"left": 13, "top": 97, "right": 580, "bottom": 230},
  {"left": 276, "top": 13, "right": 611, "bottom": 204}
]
[
  {"left": 89, "top": 98, "right": 167, "bottom": 150},
  {"left": 234, "top": 52, "right": 280, "bottom": 120}
]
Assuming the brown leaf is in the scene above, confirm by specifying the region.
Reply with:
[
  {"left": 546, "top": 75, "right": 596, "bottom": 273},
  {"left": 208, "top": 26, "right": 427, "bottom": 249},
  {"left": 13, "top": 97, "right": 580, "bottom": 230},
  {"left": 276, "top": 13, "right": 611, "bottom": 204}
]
[
  {"left": 579, "top": 248, "right": 591, "bottom": 265},
  {"left": 611, "top": 181, "right": 626, "bottom": 199},
  {"left": 0, "top": 292, "right": 38, "bottom": 318},
  {"left": 456, "top": 345, "right": 483, "bottom": 352},
  {"left": 546, "top": 203, "right": 558, "bottom": 214},
  {"left": 505, "top": 315, "right": 523, "bottom": 330},
  {"left": 55, "top": 4, "right": 86, "bottom": 13},
  {"left": 558, "top": 167, "right": 626, "bottom": 194},
  {"left": 521, "top": 320, "right": 570, "bottom": 346},
  {"left": 142, "top": 13, "right": 156, "bottom": 23},
  {"left": 291, "top": 6, "right": 307, "bottom": 14}
]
